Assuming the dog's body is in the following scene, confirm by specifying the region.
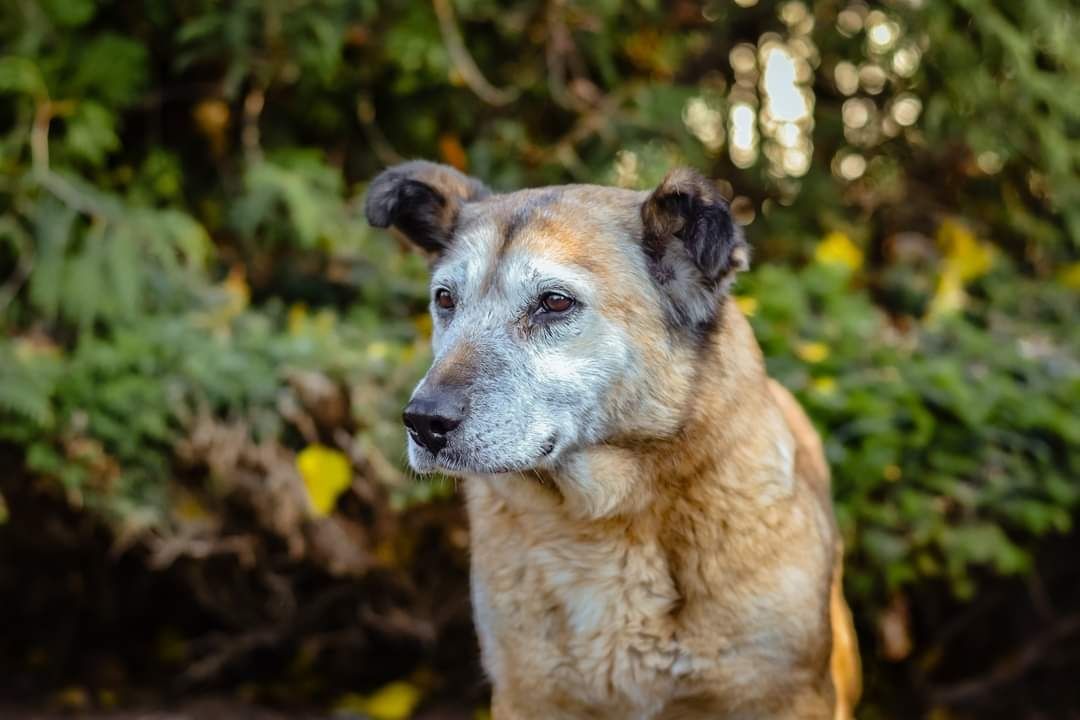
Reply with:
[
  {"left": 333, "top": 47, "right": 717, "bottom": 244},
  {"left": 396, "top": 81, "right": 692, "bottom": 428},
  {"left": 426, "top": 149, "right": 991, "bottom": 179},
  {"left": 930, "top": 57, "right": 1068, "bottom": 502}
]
[{"left": 366, "top": 162, "right": 860, "bottom": 719}]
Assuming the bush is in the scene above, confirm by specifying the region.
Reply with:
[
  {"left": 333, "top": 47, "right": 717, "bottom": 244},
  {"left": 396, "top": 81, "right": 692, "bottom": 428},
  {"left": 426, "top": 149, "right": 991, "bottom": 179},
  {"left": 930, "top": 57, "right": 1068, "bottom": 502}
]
[{"left": 742, "top": 258, "right": 1080, "bottom": 600}]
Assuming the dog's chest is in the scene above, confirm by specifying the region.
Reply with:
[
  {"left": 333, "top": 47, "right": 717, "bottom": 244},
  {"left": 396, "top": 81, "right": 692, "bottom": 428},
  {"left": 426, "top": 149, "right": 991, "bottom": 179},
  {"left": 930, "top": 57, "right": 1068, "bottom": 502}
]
[
  {"left": 474, "top": 527, "right": 696, "bottom": 712},
  {"left": 466, "top": 478, "right": 829, "bottom": 718},
  {"left": 466, "top": 485, "right": 758, "bottom": 716}
]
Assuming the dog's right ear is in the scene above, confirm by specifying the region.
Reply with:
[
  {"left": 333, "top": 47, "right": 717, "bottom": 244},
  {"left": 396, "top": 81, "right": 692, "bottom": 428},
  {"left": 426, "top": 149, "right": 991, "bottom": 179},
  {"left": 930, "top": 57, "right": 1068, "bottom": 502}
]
[
  {"left": 640, "top": 168, "right": 749, "bottom": 335},
  {"left": 364, "top": 160, "right": 491, "bottom": 254}
]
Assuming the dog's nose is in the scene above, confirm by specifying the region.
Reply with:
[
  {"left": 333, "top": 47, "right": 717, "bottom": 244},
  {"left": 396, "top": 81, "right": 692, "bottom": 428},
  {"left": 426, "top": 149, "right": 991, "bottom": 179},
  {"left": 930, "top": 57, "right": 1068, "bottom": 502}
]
[{"left": 403, "top": 391, "right": 466, "bottom": 455}]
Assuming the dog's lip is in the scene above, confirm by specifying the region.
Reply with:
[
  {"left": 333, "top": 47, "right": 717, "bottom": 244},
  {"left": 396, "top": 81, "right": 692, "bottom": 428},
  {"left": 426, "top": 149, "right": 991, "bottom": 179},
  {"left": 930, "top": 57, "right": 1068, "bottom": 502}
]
[{"left": 415, "top": 434, "right": 560, "bottom": 476}]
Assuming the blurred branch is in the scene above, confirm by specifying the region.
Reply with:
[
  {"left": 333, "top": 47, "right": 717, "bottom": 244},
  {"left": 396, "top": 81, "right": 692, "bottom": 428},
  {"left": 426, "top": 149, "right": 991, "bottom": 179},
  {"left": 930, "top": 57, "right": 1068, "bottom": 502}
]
[
  {"left": 148, "top": 531, "right": 260, "bottom": 569},
  {"left": 241, "top": 86, "right": 265, "bottom": 163},
  {"left": 545, "top": 0, "right": 600, "bottom": 112},
  {"left": 432, "top": 0, "right": 519, "bottom": 106},
  {"left": 182, "top": 627, "right": 281, "bottom": 687},
  {"left": 30, "top": 99, "right": 112, "bottom": 220},
  {"left": 541, "top": 84, "right": 635, "bottom": 178},
  {"left": 931, "top": 612, "right": 1080, "bottom": 705}
]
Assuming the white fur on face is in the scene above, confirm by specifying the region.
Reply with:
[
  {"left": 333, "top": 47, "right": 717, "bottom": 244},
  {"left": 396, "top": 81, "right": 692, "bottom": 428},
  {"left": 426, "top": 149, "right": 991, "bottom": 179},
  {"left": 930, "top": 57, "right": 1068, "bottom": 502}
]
[{"left": 406, "top": 221, "right": 637, "bottom": 477}]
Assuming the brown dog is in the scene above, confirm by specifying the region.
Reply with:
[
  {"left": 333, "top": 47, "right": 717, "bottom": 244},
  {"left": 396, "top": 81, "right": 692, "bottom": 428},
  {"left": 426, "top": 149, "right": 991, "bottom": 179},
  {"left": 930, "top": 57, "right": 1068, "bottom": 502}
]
[{"left": 366, "top": 161, "right": 860, "bottom": 719}]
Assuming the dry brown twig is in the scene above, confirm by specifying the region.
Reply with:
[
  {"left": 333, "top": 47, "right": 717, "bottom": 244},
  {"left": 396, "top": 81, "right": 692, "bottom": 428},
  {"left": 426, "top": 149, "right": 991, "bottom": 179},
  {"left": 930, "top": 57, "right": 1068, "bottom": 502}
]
[
  {"left": 431, "top": 0, "right": 519, "bottom": 106},
  {"left": 545, "top": 0, "right": 601, "bottom": 112}
]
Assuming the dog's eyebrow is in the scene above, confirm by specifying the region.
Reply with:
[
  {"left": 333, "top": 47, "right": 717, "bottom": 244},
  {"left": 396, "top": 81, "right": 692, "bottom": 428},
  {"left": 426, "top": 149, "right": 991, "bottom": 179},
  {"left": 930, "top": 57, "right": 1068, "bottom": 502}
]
[
  {"left": 502, "top": 190, "right": 561, "bottom": 249},
  {"left": 473, "top": 191, "right": 563, "bottom": 295}
]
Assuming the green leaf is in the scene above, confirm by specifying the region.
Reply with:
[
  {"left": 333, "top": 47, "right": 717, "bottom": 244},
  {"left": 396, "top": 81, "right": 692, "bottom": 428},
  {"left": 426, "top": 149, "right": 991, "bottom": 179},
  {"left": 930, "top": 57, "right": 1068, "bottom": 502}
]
[
  {"left": 69, "top": 34, "right": 148, "bottom": 107},
  {"left": 0, "top": 343, "right": 59, "bottom": 429},
  {"left": 64, "top": 101, "right": 119, "bottom": 167},
  {"left": 105, "top": 224, "right": 140, "bottom": 316},
  {"left": 28, "top": 200, "right": 77, "bottom": 322},
  {"left": 156, "top": 210, "right": 212, "bottom": 270},
  {"left": 40, "top": 0, "right": 96, "bottom": 27},
  {"left": 62, "top": 223, "right": 108, "bottom": 330},
  {"left": 0, "top": 56, "right": 46, "bottom": 96}
]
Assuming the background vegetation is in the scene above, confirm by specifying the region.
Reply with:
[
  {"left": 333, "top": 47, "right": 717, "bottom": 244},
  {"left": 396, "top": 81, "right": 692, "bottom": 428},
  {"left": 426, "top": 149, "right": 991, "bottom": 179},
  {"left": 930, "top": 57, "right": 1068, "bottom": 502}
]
[{"left": 1, "top": 0, "right": 1078, "bottom": 717}]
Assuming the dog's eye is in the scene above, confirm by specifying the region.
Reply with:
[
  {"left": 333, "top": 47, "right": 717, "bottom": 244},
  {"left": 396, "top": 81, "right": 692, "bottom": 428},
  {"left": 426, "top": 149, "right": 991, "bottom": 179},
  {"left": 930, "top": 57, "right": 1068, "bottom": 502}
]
[
  {"left": 540, "top": 292, "right": 574, "bottom": 313},
  {"left": 434, "top": 288, "right": 455, "bottom": 310}
]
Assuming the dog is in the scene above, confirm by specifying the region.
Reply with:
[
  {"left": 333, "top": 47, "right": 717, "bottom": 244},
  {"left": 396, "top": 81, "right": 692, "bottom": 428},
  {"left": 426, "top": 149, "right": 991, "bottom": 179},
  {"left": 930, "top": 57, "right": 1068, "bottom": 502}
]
[{"left": 366, "top": 161, "right": 861, "bottom": 719}]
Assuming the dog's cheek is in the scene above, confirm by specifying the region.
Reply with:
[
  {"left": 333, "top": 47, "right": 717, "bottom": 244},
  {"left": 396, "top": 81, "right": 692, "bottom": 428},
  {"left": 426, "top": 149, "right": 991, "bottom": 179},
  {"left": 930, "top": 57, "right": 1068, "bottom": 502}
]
[{"left": 529, "top": 346, "right": 614, "bottom": 440}]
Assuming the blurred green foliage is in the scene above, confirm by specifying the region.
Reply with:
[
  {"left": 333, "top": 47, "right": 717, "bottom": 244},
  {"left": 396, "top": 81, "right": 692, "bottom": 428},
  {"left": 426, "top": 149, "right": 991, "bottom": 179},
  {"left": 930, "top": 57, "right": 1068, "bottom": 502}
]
[
  {"left": 0, "top": 0, "right": 1078, "bottom": 714},
  {"left": 744, "top": 261, "right": 1079, "bottom": 600}
]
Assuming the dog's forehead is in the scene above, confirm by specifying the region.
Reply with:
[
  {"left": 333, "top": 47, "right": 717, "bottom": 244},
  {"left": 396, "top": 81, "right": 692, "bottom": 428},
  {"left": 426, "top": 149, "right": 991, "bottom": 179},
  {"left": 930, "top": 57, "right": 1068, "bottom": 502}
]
[{"left": 449, "top": 185, "right": 647, "bottom": 270}]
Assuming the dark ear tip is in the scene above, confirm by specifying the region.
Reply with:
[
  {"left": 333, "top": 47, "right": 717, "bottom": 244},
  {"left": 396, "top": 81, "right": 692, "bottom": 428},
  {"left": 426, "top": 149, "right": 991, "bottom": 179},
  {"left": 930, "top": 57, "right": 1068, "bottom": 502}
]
[
  {"left": 363, "top": 167, "right": 401, "bottom": 228},
  {"left": 363, "top": 160, "right": 490, "bottom": 233},
  {"left": 364, "top": 200, "right": 392, "bottom": 228}
]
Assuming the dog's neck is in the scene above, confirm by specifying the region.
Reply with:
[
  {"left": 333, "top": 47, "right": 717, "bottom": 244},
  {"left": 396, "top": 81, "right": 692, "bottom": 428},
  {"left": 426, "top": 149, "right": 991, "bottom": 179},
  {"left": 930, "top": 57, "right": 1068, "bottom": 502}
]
[{"left": 515, "top": 302, "right": 798, "bottom": 523}]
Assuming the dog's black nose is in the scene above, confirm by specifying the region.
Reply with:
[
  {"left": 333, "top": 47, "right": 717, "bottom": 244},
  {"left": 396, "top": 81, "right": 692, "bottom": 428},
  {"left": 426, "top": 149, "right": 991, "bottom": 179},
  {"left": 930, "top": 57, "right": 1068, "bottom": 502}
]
[{"left": 403, "top": 391, "right": 466, "bottom": 455}]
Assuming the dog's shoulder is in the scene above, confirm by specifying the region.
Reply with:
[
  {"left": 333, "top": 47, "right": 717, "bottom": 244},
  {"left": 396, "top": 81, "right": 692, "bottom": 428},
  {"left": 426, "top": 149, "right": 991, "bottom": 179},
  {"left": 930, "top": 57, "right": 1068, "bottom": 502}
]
[{"left": 766, "top": 378, "right": 830, "bottom": 505}]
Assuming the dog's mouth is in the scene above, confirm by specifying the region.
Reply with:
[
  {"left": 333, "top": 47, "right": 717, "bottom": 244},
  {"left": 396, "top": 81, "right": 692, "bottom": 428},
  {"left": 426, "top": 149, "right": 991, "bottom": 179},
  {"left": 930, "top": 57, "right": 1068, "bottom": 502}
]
[{"left": 411, "top": 434, "right": 560, "bottom": 476}]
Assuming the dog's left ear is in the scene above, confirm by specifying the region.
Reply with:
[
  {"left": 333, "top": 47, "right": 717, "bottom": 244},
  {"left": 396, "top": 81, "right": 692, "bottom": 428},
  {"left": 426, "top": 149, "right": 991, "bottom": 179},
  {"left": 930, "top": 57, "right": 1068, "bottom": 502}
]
[
  {"left": 640, "top": 168, "right": 749, "bottom": 329},
  {"left": 641, "top": 167, "right": 749, "bottom": 287},
  {"left": 365, "top": 160, "right": 491, "bottom": 254}
]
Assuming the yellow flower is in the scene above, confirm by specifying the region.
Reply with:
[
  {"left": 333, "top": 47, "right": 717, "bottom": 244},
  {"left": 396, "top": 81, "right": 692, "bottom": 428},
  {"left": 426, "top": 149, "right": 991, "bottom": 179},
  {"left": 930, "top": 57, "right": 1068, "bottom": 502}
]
[
  {"left": 734, "top": 295, "right": 758, "bottom": 317},
  {"left": 927, "top": 267, "right": 967, "bottom": 318},
  {"left": 883, "top": 464, "right": 902, "bottom": 482},
  {"left": 296, "top": 445, "right": 352, "bottom": 517},
  {"left": 795, "top": 341, "right": 830, "bottom": 364},
  {"left": 336, "top": 682, "right": 422, "bottom": 720},
  {"left": 937, "top": 218, "right": 992, "bottom": 282},
  {"left": 811, "top": 376, "right": 837, "bottom": 395},
  {"left": 814, "top": 231, "right": 863, "bottom": 271},
  {"left": 927, "top": 219, "right": 995, "bottom": 318}
]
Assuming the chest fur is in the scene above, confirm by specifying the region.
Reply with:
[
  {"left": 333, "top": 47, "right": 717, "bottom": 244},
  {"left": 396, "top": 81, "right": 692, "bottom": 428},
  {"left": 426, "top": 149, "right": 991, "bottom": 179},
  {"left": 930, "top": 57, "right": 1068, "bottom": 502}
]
[
  {"left": 472, "top": 521, "right": 694, "bottom": 714},
  {"left": 466, "top": 478, "right": 832, "bottom": 718}
]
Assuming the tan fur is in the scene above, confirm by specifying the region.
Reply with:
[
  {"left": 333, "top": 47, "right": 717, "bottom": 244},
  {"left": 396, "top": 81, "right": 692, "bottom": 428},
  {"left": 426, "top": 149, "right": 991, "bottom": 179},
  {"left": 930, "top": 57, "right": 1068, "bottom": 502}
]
[{"left": 470, "top": 303, "right": 860, "bottom": 719}]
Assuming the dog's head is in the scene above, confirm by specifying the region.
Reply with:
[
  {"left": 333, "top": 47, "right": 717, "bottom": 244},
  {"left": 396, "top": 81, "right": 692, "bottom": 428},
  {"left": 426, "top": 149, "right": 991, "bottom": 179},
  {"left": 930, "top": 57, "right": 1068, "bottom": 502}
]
[{"left": 366, "top": 160, "right": 748, "bottom": 478}]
